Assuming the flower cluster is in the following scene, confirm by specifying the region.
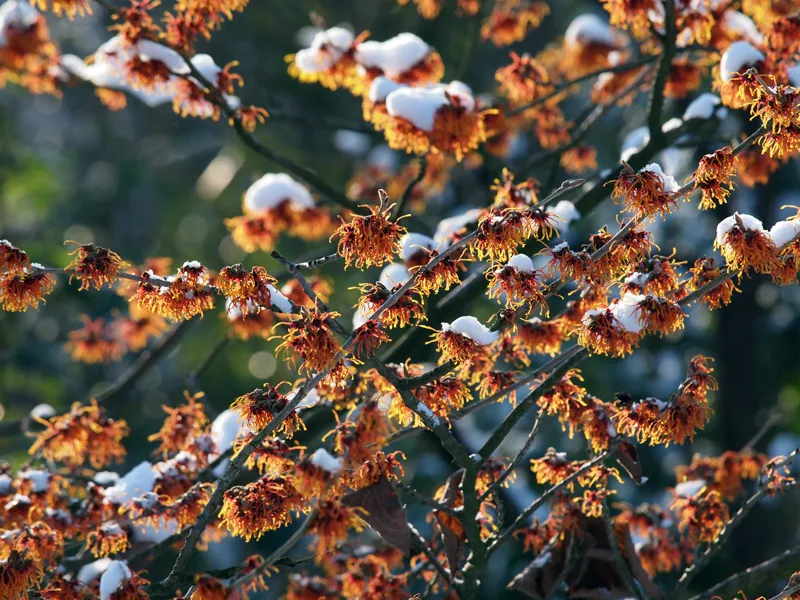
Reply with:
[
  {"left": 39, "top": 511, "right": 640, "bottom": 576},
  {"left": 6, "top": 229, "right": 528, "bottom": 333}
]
[
  {"left": 134, "top": 261, "right": 215, "bottom": 320},
  {"left": 611, "top": 163, "right": 681, "bottom": 222},
  {"left": 614, "top": 355, "right": 716, "bottom": 445},
  {"left": 231, "top": 384, "right": 306, "bottom": 436},
  {"left": 225, "top": 174, "right": 331, "bottom": 254},
  {"left": 29, "top": 400, "right": 128, "bottom": 468},
  {"left": 7, "top": 2, "right": 800, "bottom": 599},
  {"left": 65, "top": 242, "right": 128, "bottom": 291},
  {"left": 219, "top": 475, "right": 305, "bottom": 542},
  {"left": 333, "top": 201, "right": 407, "bottom": 270},
  {"left": 0, "top": 241, "right": 56, "bottom": 312}
]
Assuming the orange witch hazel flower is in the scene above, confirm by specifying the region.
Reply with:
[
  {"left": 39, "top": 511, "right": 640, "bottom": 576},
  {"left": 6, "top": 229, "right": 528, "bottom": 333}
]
[
  {"left": 148, "top": 391, "right": 209, "bottom": 458},
  {"left": 431, "top": 315, "right": 499, "bottom": 363},
  {"left": 671, "top": 487, "right": 729, "bottom": 545},
  {"left": 217, "top": 263, "right": 278, "bottom": 314},
  {"left": 0, "top": 548, "right": 44, "bottom": 599},
  {"left": 491, "top": 167, "right": 539, "bottom": 209},
  {"left": 170, "top": 55, "right": 240, "bottom": 120},
  {"left": 687, "top": 257, "right": 739, "bottom": 309},
  {"left": 219, "top": 475, "right": 305, "bottom": 541},
  {"left": 29, "top": 400, "right": 128, "bottom": 468},
  {"left": 288, "top": 26, "right": 367, "bottom": 93},
  {"left": 614, "top": 355, "right": 715, "bottom": 446},
  {"left": 234, "top": 434, "right": 303, "bottom": 475},
  {"left": 601, "top": 0, "right": 659, "bottom": 37},
  {"left": 486, "top": 253, "right": 549, "bottom": 315},
  {"left": 226, "top": 173, "right": 330, "bottom": 254},
  {"left": 85, "top": 523, "right": 130, "bottom": 557},
  {"left": 1, "top": 239, "right": 30, "bottom": 275},
  {"left": 0, "top": 263, "right": 56, "bottom": 312},
  {"left": 691, "top": 147, "right": 737, "bottom": 210},
  {"left": 224, "top": 298, "right": 274, "bottom": 340},
  {"left": 231, "top": 384, "right": 306, "bottom": 437},
  {"left": 621, "top": 293, "right": 686, "bottom": 336},
  {"left": 714, "top": 212, "right": 778, "bottom": 274},
  {"left": 355, "top": 280, "right": 425, "bottom": 329},
  {"left": 351, "top": 319, "right": 392, "bottom": 359},
  {"left": 472, "top": 208, "right": 542, "bottom": 263},
  {"left": 115, "top": 300, "right": 169, "bottom": 351},
  {"left": 397, "top": 0, "right": 445, "bottom": 19},
  {"left": 308, "top": 499, "right": 365, "bottom": 559},
  {"left": 495, "top": 52, "right": 551, "bottom": 104},
  {"left": 134, "top": 261, "right": 215, "bottom": 320},
  {"left": 332, "top": 197, "right": 407, "bottom": 269},
  {"left": 273, "top": 308, "right": 344, "bottom": 383},
  {"left": 381, "top": 81, "right": 490, "bottom": 161},
  {"left": 611, "top": 162, "right": 681, "bottom": 221},
  {"left": 234, "top": 104, "right": 270, "bottom": 132},
  {"left": 578, "top": 306, "right": 641, "bottom": 358},
  {"left": 32, "top": 0, "right": 91, "bottom": 19},
  {"left": 516, "top": 316, "right": 564, "bottom": 356},
  {"left": 65, "top": 241, "right": 129, "bottom": 291},
  {"left": 65, "top": 315, "right": 124, "bottom": 364},
  {"left": 675, "top": 450, "right": 766, "bottom": 501},
  {"left": 560, "top": 145, "right": 598, "bottom": 174},
  {"left": 530, "top": 448, "right": 580, "bottom": 489},
  {"left": 481, "top": 0, "right": 550, "bottom": 47}
]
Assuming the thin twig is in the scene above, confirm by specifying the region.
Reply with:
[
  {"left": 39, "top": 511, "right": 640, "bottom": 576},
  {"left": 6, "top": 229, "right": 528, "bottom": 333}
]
[
  {"left": 673, "top": 451, "right": 800, "bottom": 597},
  {"left": 686, "top": 544, "right": 800, "bottom": 600},
  {"left": 229, "top": 511, "right": 316, "bottom": 591},
  {"left": 394, "top": 480, "right": 460, "bottom": 516},
  {"left": 508, "top": 58, "right": 659, "bottom": 117},
  {"left": 393, "top": 156, "right": 427, "bottom": 220},
  {"left": 187, "top": 333, "right": 230, "bottom": 391},
  {"left": 95, "top": 320, "right": 195, "bottom": 404},
  {"left": 741, "top": 410, "right": 783, "bottom": 452},
  {"left": 409, "top": 522, "right": 455, "bottom": 588},
  {"left": 601, "top": 494, "right": 645, "bottom": 600},
  {"left": 488, "top": 449, "right": 613, "bottom": 555},
  {"left": 293, "top": 252, "right": 341, "bottom": 270},
  {"left": 477, "top": 410, "right": 543, "bottom": 503}
]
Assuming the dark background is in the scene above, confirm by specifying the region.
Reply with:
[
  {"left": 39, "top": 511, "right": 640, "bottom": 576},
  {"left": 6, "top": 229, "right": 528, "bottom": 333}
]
[{"left": 1, "top": 0, "right": 799, "bottom": 597}]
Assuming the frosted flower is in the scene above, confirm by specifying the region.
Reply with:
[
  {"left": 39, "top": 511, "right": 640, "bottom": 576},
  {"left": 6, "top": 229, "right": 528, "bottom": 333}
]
[
  {"left": 578, "top": 307, "right": 641, "bottom": 357},
  {"left": 226, "top": 173, "right": 330, "bottom": 253},
  {"left": 288, "top": 26, "right": 366, "bottom": 93},
  {"left": 355, "top": 32, "right": 443, "bottom": 85},
  {"left": 714, "top": 212, "right": 778, "bottom": 274},
  {"left": 719, "top": 40, "right": 765, "bottom": 83},
  {"left": 564, "top": 12, "right": 622, "bottom": 71},
  {"left": 383, "top": 81, "right": 489, "bottom": 161},
  {"left": 612, "top": 163, "right": 680, "bottom": 221},
  {"left": 487, "top": 254, "right": 549, "bottom": 314},
  {"left": 432, "top": 315, "right": 499, "bottom": 363}
]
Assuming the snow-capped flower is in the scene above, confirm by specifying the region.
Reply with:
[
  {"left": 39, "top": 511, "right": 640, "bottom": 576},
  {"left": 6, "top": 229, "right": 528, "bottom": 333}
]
[
  {"left": 433, "top": 316, "right": 499, "bottom": 363},
  {"left": 612, "top": 163, "right": 680, "bottom": 221},
  {"left": 714, "top": 212, "right": 777, "bottom": 274},
  {"left": 383, "top": 81, "right": 488, "bottom": 161},
  {"left": 355, "top": 32, "right": 443, "bottom": 85}
]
